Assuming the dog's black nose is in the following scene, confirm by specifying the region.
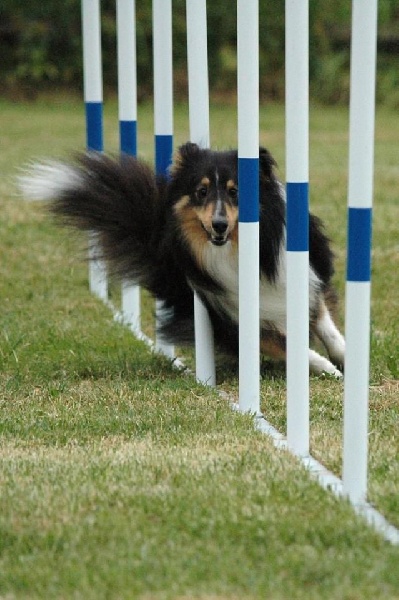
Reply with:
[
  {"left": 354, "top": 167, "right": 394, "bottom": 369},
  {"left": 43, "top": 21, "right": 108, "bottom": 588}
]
[{"left": 212, "top": 217, "right": 228, "bottom": 235}]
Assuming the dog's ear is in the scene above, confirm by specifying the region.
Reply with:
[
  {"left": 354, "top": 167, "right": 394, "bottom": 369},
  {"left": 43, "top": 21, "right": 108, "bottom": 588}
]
[
  {"left": 259, "top": 147, "right": 277, "bottom": 180},
  {"left": 171, "top": 142, "right": 202, "bottom": 174}
]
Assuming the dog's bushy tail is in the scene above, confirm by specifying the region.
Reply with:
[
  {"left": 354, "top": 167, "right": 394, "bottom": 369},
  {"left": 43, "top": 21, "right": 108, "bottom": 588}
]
[{"left": 19, "top": 153, "right": 167, "bottom": 290}]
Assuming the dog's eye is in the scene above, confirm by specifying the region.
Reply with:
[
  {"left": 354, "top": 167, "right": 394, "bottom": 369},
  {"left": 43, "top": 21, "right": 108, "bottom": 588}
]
[
  {"left": 228, "top": 187, "right": 238, "bottom": 199},
  {"left": 197, "top": 186, "right": 208, "bottom": 199}
]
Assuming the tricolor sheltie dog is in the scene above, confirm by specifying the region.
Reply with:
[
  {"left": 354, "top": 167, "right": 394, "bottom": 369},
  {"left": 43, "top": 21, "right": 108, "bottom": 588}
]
[{"left": 21, "top": 143, "right": 345, "bottom": 377}]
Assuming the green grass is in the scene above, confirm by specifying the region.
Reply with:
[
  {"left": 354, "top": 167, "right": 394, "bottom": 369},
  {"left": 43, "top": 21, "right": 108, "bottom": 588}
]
[{"left": 0, "top": 97, "right": 399, "bottom": 599}]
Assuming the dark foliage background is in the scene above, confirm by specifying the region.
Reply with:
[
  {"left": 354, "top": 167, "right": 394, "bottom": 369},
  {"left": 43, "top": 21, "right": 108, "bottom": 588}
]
[{"left": 1, "top": 0, "right": 398, "bottom": 105}]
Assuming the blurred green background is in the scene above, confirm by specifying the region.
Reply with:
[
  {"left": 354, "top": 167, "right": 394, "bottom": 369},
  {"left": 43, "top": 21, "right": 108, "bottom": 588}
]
[{"left": 1, "top": 0, "right": 398, "bottom": 106}]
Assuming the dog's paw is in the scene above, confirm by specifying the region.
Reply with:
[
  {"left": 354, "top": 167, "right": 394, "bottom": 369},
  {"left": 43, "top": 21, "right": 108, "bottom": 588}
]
[
  {"left": 309, "top": 350, "right": 343, "bottom": 380},
  {"left": 332, "top": 368, "right": 343, "bottom": 380},
  {"left": 317, "top": 368, "right": 343, "bottom": 381}
]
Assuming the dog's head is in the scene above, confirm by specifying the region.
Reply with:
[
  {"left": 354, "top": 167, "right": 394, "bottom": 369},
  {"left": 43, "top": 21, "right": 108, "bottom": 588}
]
[
  {"left": 170, "top": 143, "right": 240, "bottom": 249},
  {"left": 170, "top": 143, "right": 277, "bottom": 252}
]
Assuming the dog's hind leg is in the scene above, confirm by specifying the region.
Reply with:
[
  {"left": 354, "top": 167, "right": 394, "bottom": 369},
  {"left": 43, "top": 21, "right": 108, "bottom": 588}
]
[
  {"left": 260, "top": 328, "right": 287, "bottom": 363},
  {"left": 260, "top": 326, "right": 343, "bottom": 378}
]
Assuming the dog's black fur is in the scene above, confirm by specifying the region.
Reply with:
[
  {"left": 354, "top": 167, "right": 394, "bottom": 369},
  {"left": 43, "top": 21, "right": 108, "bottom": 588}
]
[{"left": 21, "top": 143, "right": 345, "bottom": 376}]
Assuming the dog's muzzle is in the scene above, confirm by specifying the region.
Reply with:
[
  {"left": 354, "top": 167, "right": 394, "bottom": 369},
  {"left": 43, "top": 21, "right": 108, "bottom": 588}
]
[{"left": 210, "top": 216, "right": 229, "bottom": 246}]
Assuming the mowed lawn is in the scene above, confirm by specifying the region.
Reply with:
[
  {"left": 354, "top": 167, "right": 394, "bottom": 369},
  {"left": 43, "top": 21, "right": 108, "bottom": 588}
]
[{"left": 0, "top": 97, "right": 398, "bottom": 599}]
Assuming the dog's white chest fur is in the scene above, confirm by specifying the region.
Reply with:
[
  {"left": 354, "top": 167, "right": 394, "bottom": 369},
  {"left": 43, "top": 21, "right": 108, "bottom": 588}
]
[
  {"left": 200, "top": 240, "right": 322, "bottom": 332},
  {"left": 201, "top": 241, "right": 287, "bottom": 330}
]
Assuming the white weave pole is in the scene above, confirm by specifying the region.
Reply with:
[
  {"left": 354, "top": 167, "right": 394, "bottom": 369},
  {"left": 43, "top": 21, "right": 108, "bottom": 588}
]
[
  {"left": 81, "top": 0, "right": 108, "bottom": 301},
  {"left": 343, "top": 0, "right": 378, "bottom": 505},
  {"left": 116, "top": 0, "right": 141, "bottom": 335},
  {"left": 237, "top": 0, "right": 260, "bottom": 413},
  {"left": 186, "top": 0, "right": 216, "bottom": 386},
  {"left": 153, "top": 0, "right": 175, "bottom": 358},
  {"left": 285, "top": 0, "right": 310, "bottom": 456}
]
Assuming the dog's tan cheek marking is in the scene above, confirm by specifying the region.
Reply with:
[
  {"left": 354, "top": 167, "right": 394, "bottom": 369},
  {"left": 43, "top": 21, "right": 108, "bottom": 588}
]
[
  {"left": 173, "top": 195, "right": 190, "bottom": 213},
  {"left": 195, "top": 204, "right": 214, "bottom": 232},
  {"left": 230, "top": 224, "right": 238, "bottom": 247},
  {"left": 226, "top": 205, "right": 239, "bottom": 243},
  {"left": 174, "top": 199, "right": 208, "bottom": 269},
  {"left": 226, "top": 204, "right": 238, "bottom": 222}
]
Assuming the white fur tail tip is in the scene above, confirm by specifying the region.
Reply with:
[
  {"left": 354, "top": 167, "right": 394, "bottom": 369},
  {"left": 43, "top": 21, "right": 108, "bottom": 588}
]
[{"left": 18, "top": 161, "right": 82, "bottom": 202}]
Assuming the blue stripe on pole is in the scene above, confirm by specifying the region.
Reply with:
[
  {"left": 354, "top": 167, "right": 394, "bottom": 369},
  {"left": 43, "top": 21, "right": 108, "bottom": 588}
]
[
  {"left": 85, "top": 101, "right": 103, "bottom": 151},
  {"left": 286, "top": 182, "right": 309, "bottom": 252},
  {"left": 238, "top": 158, "right": 259, "bottom": 223},
  {"left": 120, "top": 120, "right": 137, "bottom": 156},
  {"left": 347, "top": 207, "right": 372, "bottom": 282},
  {"left": 155, "top": 135, "right": 173, "bottom": 177}
]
